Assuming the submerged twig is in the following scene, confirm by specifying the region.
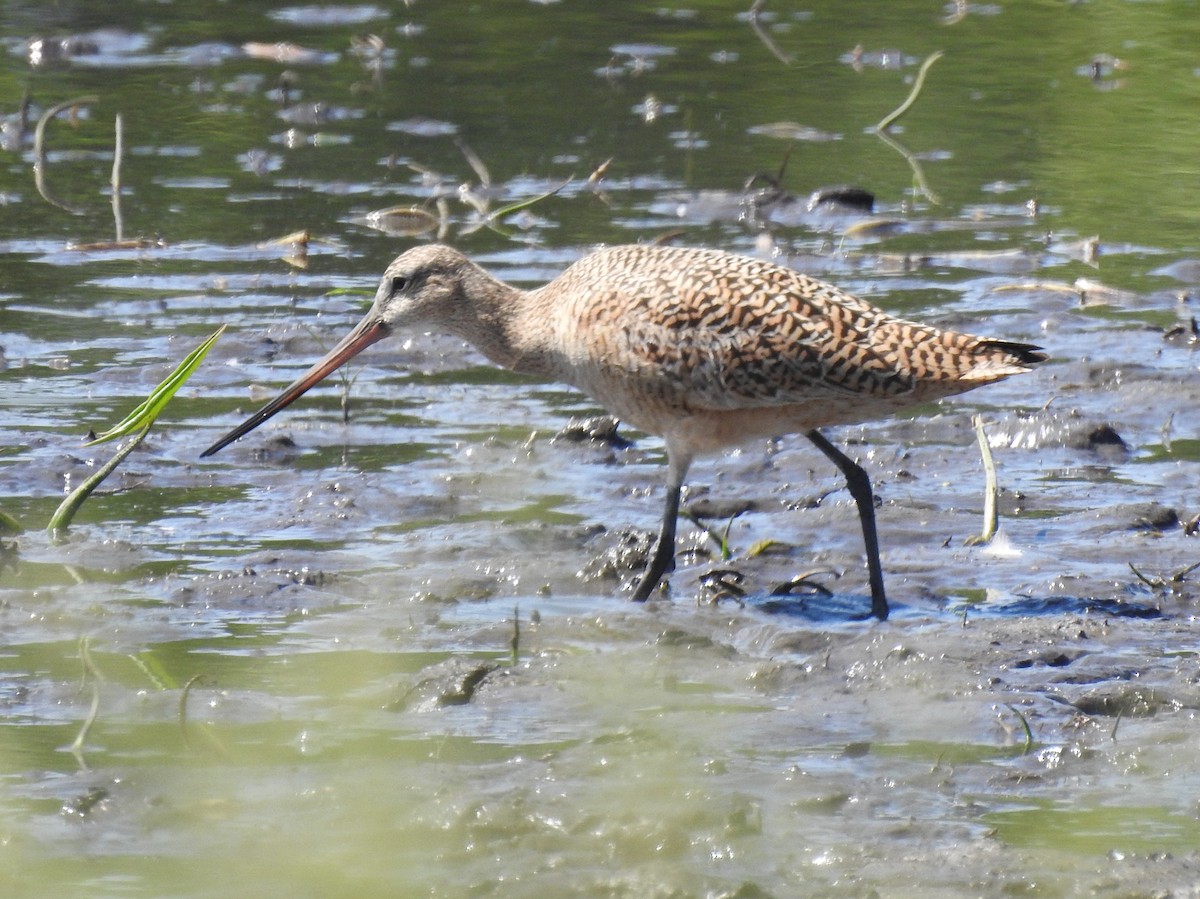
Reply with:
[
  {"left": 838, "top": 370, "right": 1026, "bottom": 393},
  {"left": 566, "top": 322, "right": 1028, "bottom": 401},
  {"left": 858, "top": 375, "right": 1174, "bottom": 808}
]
[
  {"left": 585, "top": 157, "right": 613, "bottom": 207},
  {"left": 128, "top": 651, "right": 169, "bottom": 691},
  {"left": 1110, "top": 706, "right": 1124, "bottom": 742},
  {"left": 684, "top": 510, "right": 739, "bottom": 561},
  {"left": 1128, "top": 559, "right": 1200, "bottom": 591},
  {"left": 455, "top": 137, "right": 491, "bottom": 189},
  {"left": 510, "top": 605, "right": 520, "bottom": 666},
  {"left": 33, "top": 94, "right": 100, "bottom": 214},
  {"left": 873, "top": 126, "right": 941, "bottom": 205},
  {"left": 989, "top": 280, "right": 1081, "bottom": 296},
  {"left": 259, "top": 229, "right": 313, "bottom": 269},
  {"left": 942, "top": 0, "right": 969, "bottom": 25},
  {"left": 867, "top": 51, "right": 947, "bottom": 204},
  {"left": 769, "top": 568, "right": 837, "bottom": 597},
  {"left": 78, "top": 635, "right": 105, "bottom": 689},
  {"left": 1128, "top": 562, "right": 1158, "bottom": 589},
  {"left": 111, "top": 112, "right": 124, "bottom": 242},
  {"left": 586, "top": 157, "right": 612, "bottom": 187},
  {"left": 71, "top": 683, "right": 100, "bottom": 771},
  {"left": 965, "top": 415, "right": 998, "bottom": 546},
  {"left": 1161, "top": 411, "right": 1174, "bottom": 455},
  {"left": 179, "top": 674, "right": 208, "bottom": 750},
  {"left": 857, "top": 52, "right": 949, "bottom": 204},
  {"left": 698, "top": 568, "right": 746, "bottom": 605},
  {"left": 748, "top": 0, "right": 792, "bottom": 66},
  {"left": 71, "top": 637, "right": 104, "bottom": 771},
  {"left": 875, "top": 50, "right": 943, "bottom": 132},
  {"left": 177, "top": 671, "right": 231, "bottom": 756},
  {"left": 1004, "top": 703, "right": 1035, "bottom": 754}
]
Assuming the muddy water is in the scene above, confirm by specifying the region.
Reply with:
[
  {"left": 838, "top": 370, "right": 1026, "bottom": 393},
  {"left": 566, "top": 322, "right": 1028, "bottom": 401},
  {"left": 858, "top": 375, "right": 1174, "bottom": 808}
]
[{"left": 2, "top": 2, "right": 1200, "bottom": 896}]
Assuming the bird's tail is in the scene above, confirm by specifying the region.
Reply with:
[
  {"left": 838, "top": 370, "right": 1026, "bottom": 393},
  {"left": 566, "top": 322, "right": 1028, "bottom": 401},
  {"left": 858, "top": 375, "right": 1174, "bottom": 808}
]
[{"left": 959, "top": 338, "right": 1047, "bottom": 382}]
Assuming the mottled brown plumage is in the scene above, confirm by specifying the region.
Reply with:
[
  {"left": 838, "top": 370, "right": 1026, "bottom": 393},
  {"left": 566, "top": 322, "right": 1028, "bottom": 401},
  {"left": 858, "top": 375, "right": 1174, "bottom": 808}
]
[{"left": 203, "top": 243, "right": 1046, "bottom": 619}]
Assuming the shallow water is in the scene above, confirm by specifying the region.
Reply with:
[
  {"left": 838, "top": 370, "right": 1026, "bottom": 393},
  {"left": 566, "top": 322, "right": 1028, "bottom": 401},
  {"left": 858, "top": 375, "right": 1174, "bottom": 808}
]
[{"left": 3, "top": 2, "right": 1200, "bottom": 896}]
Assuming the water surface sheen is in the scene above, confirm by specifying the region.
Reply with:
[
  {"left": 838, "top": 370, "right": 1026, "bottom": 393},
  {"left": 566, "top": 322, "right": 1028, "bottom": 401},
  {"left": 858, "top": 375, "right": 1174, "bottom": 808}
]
[{"left": 2, "top": 2, "right": 1200, "bottom": 895}]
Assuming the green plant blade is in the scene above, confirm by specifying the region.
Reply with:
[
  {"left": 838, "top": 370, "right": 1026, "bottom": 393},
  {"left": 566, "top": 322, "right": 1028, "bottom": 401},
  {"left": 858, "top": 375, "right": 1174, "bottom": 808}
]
[
  {"left": 487, "top": 177, "right": 572, "bottom": 223},
  {"left": 0, "top": 509, "right": 22, "bottom": 534},
  {"left": 48, "top": 425, "right": 149, "bottom": 533},
  {"left": 86, "top": 325, "right": 226, "bottom": 446},
  {"left": 48, "top": 326, "right": 226, "bottom": 533},
  {"left": 875, "top": 50, "right": 943, "bottom": 132}
]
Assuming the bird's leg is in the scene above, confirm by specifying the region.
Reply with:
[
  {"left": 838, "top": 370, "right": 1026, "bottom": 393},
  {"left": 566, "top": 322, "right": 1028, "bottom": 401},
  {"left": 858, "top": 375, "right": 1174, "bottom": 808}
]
[
  {"left": 806, "top": 429, "right": 889, "bottom": 621},
  {"left": 630, "top": 450, "right": 691, "bottom": 602}
]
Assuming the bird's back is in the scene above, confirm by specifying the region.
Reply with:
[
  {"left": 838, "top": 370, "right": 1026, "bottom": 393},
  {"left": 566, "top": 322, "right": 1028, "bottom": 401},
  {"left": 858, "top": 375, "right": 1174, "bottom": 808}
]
[{"left": 535, "top": 245, "right": 1043, "bottom": 438}]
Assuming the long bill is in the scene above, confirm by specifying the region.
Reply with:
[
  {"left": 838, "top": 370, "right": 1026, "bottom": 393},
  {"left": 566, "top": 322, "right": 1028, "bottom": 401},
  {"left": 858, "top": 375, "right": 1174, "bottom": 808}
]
[{"left": 200, "top": 316, "right": 390, "bottom": 458}]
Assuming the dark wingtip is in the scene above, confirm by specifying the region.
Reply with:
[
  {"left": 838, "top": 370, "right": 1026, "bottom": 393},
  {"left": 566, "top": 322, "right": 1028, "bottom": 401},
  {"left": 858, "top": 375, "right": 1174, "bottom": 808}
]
[{"left": 984, "top": 339, "right": 1048, "bottom": 366}]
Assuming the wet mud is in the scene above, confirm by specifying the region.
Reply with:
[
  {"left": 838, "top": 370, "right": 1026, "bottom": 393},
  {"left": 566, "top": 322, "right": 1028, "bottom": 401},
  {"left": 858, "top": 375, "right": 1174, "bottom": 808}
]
[{"left": 2, "top": 2, "right": 1200, "bottom": 896}]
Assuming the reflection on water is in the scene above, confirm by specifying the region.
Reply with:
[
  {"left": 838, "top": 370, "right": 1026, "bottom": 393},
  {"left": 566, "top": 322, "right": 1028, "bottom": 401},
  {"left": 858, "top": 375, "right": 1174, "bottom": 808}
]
[{"left": 2, "top": 1, "right": 1200, "bottom": 895}]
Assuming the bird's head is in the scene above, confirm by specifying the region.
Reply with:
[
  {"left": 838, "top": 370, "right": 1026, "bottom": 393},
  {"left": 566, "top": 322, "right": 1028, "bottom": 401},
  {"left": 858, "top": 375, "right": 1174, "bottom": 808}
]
[{"left": 200, "top": 243, "right": 475, "bottom": 458}]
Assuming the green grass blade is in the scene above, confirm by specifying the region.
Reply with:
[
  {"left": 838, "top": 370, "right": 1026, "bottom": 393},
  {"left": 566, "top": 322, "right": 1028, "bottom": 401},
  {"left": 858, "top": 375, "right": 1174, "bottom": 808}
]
[
  {"left": 48, "top": 425, "right": 149, "bottom": 533},
  {"left": 0, "top": 509, "right": 22, "bottom": 534},
  {"left": 487, "top": 177, "right": 572, "bottom": 223},
  {"left": 86, "top": 325, "right": 226, "bottom": 446},
  {"left": 875, "top": 50, "right": 943, "bottom": 132},
  {"left": 48, "top": 326, "right": 227, "bottom": 533}
]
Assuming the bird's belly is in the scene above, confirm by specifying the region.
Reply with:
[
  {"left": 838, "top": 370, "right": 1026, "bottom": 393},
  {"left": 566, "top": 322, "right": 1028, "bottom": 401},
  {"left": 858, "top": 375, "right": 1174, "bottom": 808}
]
[
  {"left": 568, "top": 364, "right": 931, "bottom": 458},
  {"left": 616, "top": 398, "right": 914, "bottom": 459}
]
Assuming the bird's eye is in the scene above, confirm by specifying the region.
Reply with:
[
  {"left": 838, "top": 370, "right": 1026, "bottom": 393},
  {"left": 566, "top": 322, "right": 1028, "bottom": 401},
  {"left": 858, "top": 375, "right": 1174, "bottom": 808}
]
[{"left": 391, "top": 275, "right": 409, "bottom": 295}]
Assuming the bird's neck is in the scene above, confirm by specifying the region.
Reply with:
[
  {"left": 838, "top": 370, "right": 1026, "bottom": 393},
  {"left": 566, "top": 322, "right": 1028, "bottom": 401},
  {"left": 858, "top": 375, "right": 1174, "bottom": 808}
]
[{"left": 447, "top": 268, "right": 557, "bottom": 377}]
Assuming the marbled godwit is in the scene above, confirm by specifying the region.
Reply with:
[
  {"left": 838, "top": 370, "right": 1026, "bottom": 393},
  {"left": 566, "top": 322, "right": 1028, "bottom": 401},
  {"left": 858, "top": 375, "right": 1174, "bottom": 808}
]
[{"left": 201, "top": 244, "right": 1045, "bottom": 619}]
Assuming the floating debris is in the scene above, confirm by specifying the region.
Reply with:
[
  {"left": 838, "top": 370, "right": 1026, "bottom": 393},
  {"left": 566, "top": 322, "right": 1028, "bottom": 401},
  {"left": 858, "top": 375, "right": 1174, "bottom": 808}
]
[
  {"left": 747, "top": 122, "right": 842, "bottom": 142},
  {"left": 747, "top": 0, "right": 793, "bottom": 66},
  {"left": 26, "top": 29, "right": 148, "bottom": 66},
  {"left": 840, "top": 45, "right": 916, "bottom": 71},
  {"left": 386, "top": 117, "right": 458, "bottom": 137},
  {"left": 359, "top": 204, "right": 441, "bottom": 237},
  {"left": 267, "top": 5, "right": 387, "bottom": 26},
  {"left": 242, "top": 41, "right": 333, "bottom": 65},
  {"left": 66, "top": 237, "right": 166, "bottom": 252}
]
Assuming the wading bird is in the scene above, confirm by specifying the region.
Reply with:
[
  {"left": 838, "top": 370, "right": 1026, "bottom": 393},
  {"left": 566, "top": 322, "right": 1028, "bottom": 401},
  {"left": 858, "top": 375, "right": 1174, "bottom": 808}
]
[{"left": 202, "top": 244, "right": 1045, "bottom": 619}]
